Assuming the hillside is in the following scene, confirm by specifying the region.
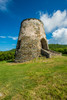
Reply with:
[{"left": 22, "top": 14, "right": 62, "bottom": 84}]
[
  {"left": 49, "top": 44, "right": 67, "bottom": 54},
  {"left": 0, "top": 56, "right": 67, "bottom": 100},
  {"left": 0, "top": 49, "right": 15, "bottom": 61}
]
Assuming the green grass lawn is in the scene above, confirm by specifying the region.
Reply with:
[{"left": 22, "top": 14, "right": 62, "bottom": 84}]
[{"left": 0, "top": 56, "right": 67, "bottom": 100}]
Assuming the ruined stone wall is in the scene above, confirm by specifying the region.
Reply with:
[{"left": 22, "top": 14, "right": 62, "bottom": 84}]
[{"left": 15, "top": 18, "right": 49, "bottom": 63}]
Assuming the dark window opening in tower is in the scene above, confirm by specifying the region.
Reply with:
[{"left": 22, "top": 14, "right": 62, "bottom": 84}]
[{"left": 41, "top": 38, "right": 48, "bottom": 50}]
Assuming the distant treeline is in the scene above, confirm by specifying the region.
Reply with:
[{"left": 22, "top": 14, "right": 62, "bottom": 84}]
[
  {"left": 0, "top": 44, "right": 67, "bottom": 61},
  {"left": 0, "top": 49, "right": 15, "bottom": 61},
  {"left": 49, "top": 44, "right": 67, "bottom": 54}
]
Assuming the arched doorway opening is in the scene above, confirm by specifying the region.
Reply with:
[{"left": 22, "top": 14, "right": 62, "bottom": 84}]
[{"left": 41, "top": 38, "right": 48, "bottom": 50}]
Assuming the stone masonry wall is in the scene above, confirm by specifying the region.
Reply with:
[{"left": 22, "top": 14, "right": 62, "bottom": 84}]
[{"left": 15, "top": 18, "right": 49, "bottom": 63}]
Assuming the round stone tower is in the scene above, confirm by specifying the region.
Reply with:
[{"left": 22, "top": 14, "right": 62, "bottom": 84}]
[{"left": 15, "top": 18, "right": 49, "bottom": 63}]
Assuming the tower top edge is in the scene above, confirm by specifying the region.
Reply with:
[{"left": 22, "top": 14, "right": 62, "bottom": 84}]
[{"left": 21, "top": 18, "right": 44, "bottom": 25}]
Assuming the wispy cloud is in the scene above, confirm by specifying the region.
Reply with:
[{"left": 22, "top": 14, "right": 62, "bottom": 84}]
[
  {"left": 0, "top": 36, "right": 6, "bottom": 38},
  {"left": 8, "top": 36, "right": 18, "bottom": 40},
  {"left": 40, "top": 10, "right": 67, "bottom": 33},
  {"left": 12, "top": 44, "right": 16, "bottom": 46},
  {"left": 0, "top": 35, "right": 18, "bottom": 40},
  {"left": 0, "top": 0, "right": 12, "bottom": 11}
]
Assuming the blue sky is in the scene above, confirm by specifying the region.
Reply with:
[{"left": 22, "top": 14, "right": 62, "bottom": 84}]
[{"left": 0, "top": 0, "right": 67, "bottom": 51}]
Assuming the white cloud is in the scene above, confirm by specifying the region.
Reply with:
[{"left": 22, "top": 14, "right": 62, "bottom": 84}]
[
  {"left": 0, "top": 0, "right": 12, "bottom": 11},
  {"left": 12, "top": 44, "right": 16, "bottom": 46},
  {"left": 8, "top": 36, "right": 18, "bottom": 40},
  {"left": 40, "top": 10, "right": 67, "bottom": 33},
  {"left": 49, "top": 28, "right": 67, "bottom": 44},
  {"left": 0, "top": 36, "right": 6, "bottom": 38}
]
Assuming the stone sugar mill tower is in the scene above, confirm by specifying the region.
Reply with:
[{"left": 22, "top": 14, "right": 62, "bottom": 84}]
[{"left": 15, "top": 18, "right": 61, "bottom": 63}]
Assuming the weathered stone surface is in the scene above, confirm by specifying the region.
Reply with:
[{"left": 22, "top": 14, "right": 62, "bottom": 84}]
[
  {"left": 15, "top": 18, "right": 49, "bottom": 62},
  {"left": 15, "top": 18, "right": 61, "bottom": 63}
]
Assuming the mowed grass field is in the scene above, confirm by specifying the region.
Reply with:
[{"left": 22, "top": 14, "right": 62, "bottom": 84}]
[{"left": 0, "top": 56, "right": 67, "bottom": 100}]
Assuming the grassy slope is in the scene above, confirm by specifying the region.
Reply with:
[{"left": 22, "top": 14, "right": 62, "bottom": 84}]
[{"left": 0, "top": 56, "right": 67, "bottom": 100}]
